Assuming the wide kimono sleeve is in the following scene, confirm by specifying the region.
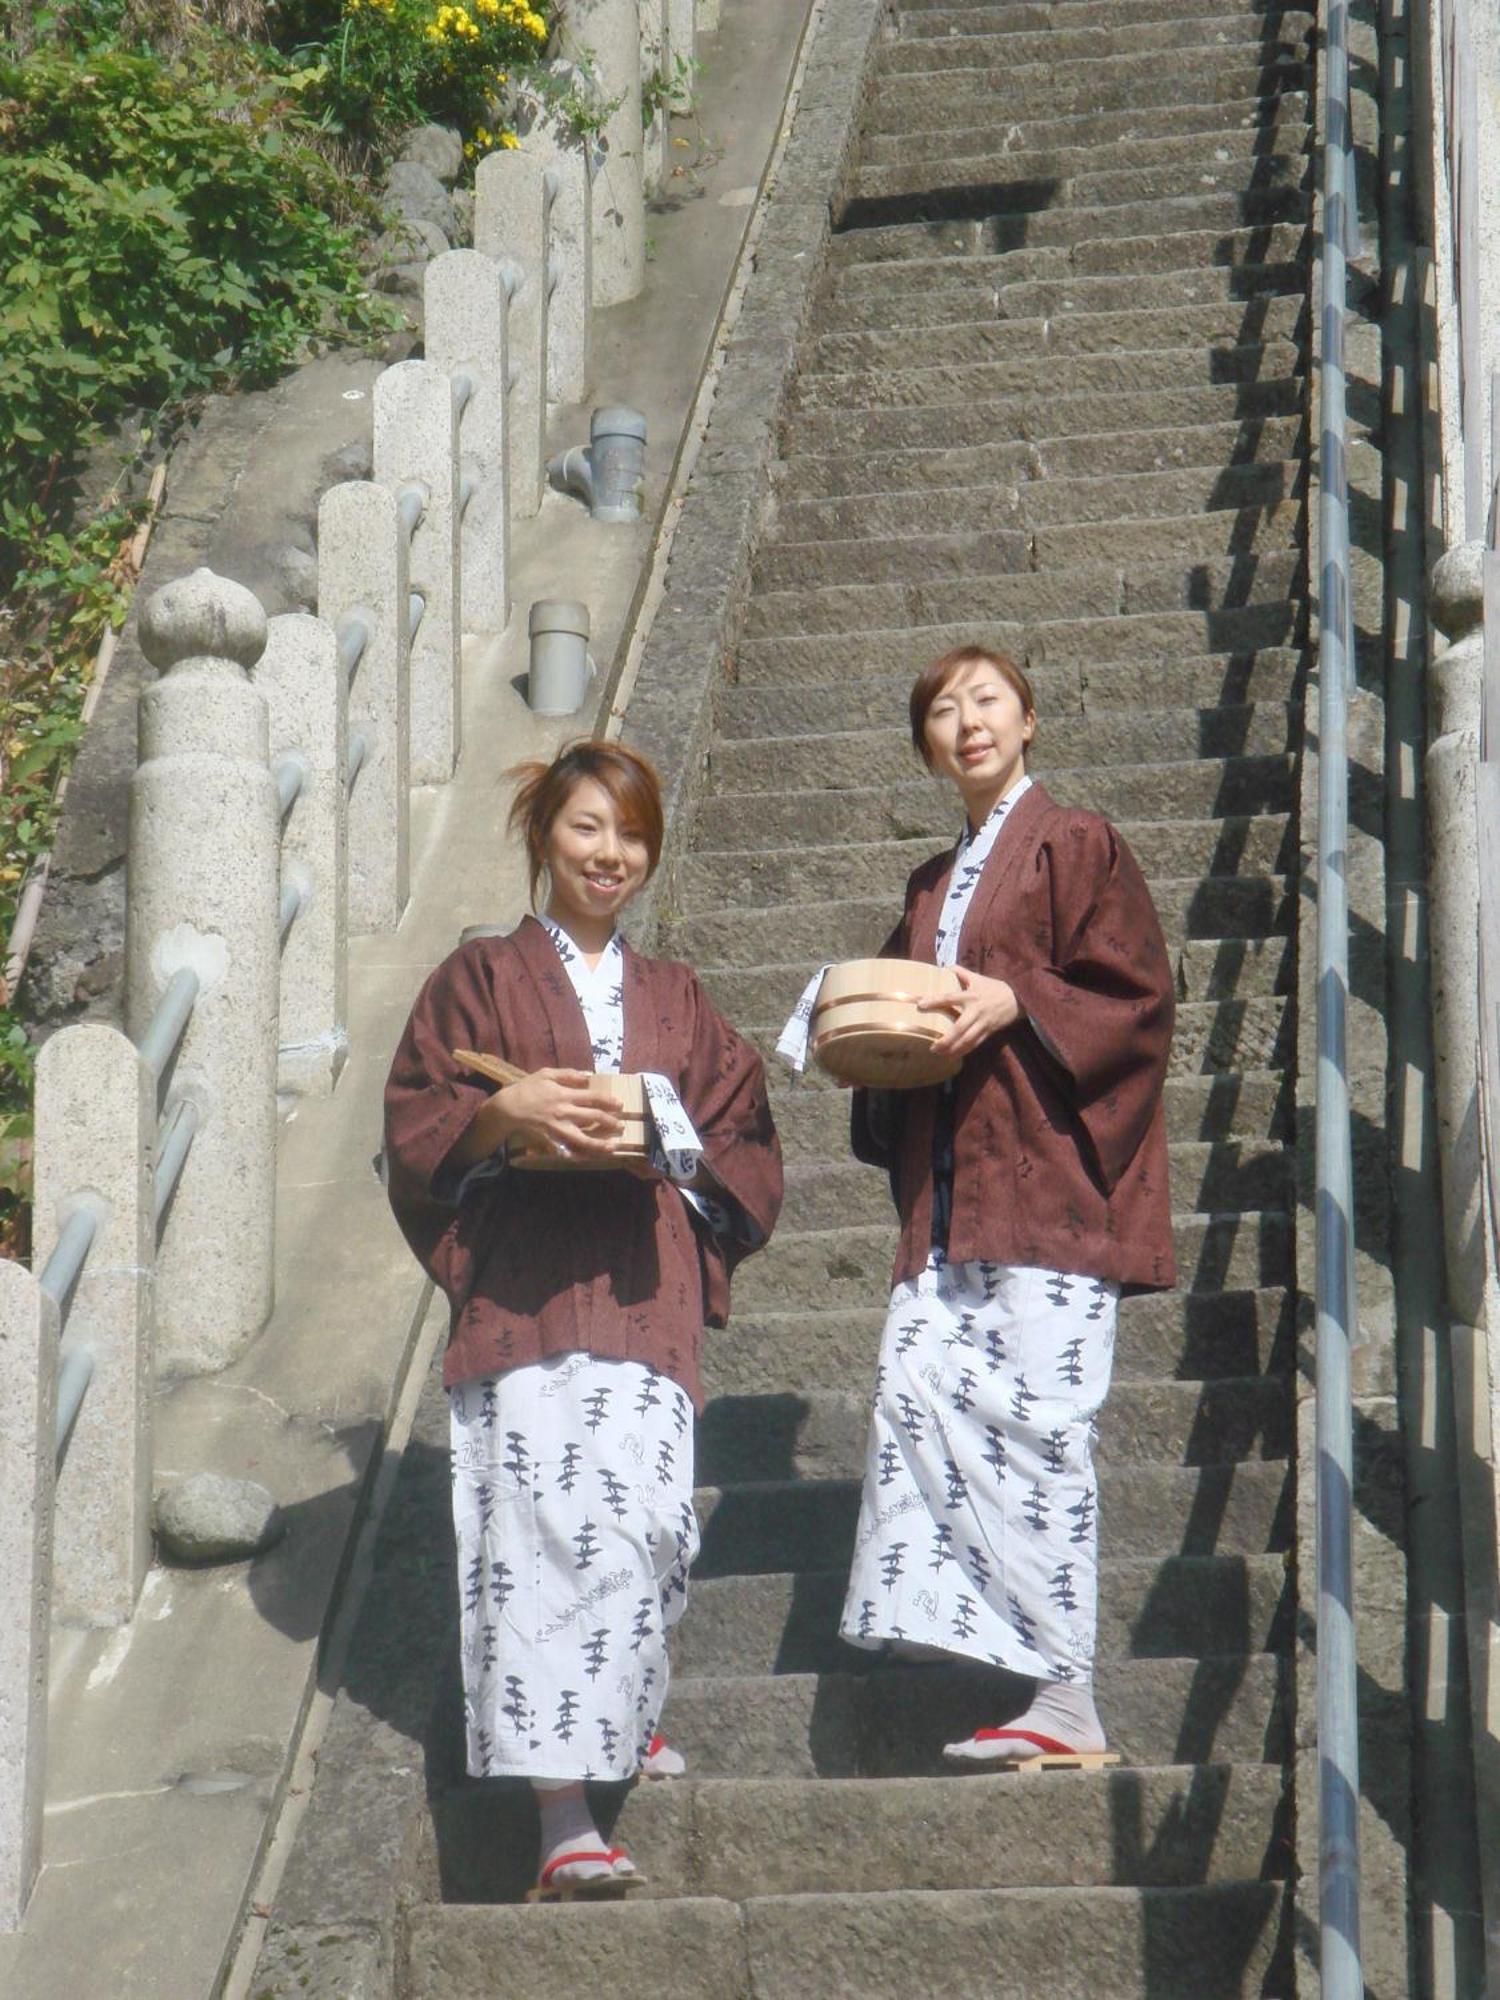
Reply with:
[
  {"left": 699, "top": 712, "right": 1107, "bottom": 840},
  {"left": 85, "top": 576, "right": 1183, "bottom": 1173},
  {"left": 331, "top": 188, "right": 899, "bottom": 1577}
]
[
  {"left": 680, "top": 968, "right": 784, "bottom": 1279},
  {"left": 848, "top": 899, "right": 919, "bottom": 1182},
  {"left": 382, "top": 944, "right": 509, "bottom": 1293},
  {"left": 997, "top": 815, "right": 1174, "bottom": 1194}
]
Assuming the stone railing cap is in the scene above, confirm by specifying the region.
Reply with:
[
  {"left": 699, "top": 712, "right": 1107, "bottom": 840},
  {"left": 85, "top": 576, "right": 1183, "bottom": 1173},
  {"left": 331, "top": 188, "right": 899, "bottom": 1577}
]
[{"left": 139, "top": 568, "right": 267, "bottom": 672}]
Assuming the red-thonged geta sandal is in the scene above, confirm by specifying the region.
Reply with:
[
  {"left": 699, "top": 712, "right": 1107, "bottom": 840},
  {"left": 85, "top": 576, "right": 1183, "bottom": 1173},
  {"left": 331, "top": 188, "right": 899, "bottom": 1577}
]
[
  {"left": 526, "top": 1847, "right": 649, "bottom": 1903},
  {"left": 944, "top": 1725, "right": 1120, "bottom": 1773},
  {"left": 641, "top": 1733, "right": 686, "bottom": 1779}
]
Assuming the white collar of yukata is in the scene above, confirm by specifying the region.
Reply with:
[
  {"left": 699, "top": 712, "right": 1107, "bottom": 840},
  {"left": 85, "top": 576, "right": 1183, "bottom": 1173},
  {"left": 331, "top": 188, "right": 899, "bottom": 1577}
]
[
  {"left": 540, "top": 917, "right": 622, "bottom": 963},
  {"left": 958, "top": 772, "right": 1032, "bottom": 849}
]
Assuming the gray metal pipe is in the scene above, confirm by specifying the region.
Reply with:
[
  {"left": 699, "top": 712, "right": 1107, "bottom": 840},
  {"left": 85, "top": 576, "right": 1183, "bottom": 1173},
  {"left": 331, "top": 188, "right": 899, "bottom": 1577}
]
[
  {"left": 452, "top": 371, "right": 475, "bottom": 421},
  {"left": 136, "top": 965, "right": 199, "bottom": 1081},
  {"left": 38, "top": 1203, "right": 100, "bottom": 1322},
  {"left": 337, "top": 610, "right": 372, "bottom": 687},
  {"left": 459, "top": 473, "right": 478, "bottom": 519},
  {"left": 409, "top": 591, "right": 426, "bottom": 643},
  {"left": 396, "top": 483, "right": 425, "bottom": 541},
  {"left": 548, "top": 406, "right": 647, "bottom": 523},
  {"left": 1314, "top": 0, "right": 1363, "bottom": 1987},
  {"left": 278, "top": 877, "right": 307, "bottom": 944},
  {"left": 273, "top": 750, "right": 307, "bottom": 820},
  {"left": 54, "top": 1336, "right": 95, "bottom": 1460},
  {"left": 348, "top": 730, "right": 369, "bottom": 793},
  {"left": 154, "top": 1094, "right": 199, "bottom": 1234}
]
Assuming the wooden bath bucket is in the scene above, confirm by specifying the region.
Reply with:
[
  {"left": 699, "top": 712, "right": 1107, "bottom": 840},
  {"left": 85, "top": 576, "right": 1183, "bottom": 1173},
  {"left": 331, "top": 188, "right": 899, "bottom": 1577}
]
[{"left": 810, "top": 959, "right": 963, "bottom": 1088}]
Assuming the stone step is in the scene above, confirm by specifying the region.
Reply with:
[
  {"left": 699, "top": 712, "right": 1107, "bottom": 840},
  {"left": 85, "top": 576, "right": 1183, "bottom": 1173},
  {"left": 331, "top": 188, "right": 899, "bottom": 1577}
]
[
  {"left": 684, "top": 818, "right": 1292, "bottom": 905},
  {"left": 743, "top": 989, "right": 1291, "bottom": 1081},
  {"left": 693, "top": 1461, "right": 1291, "bottom": 1572},
  {"left": 826, "top": 220, "right": 1310, "bottom": 293},
  {"left": 865, "top": 53, "right": 1310, "bottom": 132},
  {"left": 784, "top": 382, "right": 1304, "bottom": 459},
  {"left": 741, "top": 550, "right": 1305, "bottom": 642},
  {"left": 852, "top": 139, "right": 1309, "bottom": 213},
  {"left": 603, "top": 1766, "right": 1287, "bottom": 1901},
  {"left": 674, "top": 886, "right": 1291, "bottom": 982},
  {"left": 808, "top": 297, "right": 1306, "bottom": 373},
  {"left": 695, "top": 758, "right": 1297, "bottom": 848},
  {"left": 699, "top": 761, "right": 1300, "bottom": 856},
  {"left": 694, "top": 1376, "right": 1290, "bottom": 1487},
  {"left": 767, "top": 1137, "right": 1290, "bottom": 1230},
  {"left": 708, "top": 1287, "right": 1294, "bottom": 1395},
  {"left": 859, "top": 90, "right": 1310, "bottom": 169},
  {"left": 854, "top": 112, "right": 1308, "bottom": 196},
  {"left": 706, "top": 709, "right": 1299, "bottom": 796},
  {"left": 774, "top": 417, "right": 1308, "bottom": 500},
  {"left": 848, "top": 145, "right": 1309, "bottom": 223},
  {"left": 900, "top": 0, "right": 1310, "bottom": 37},
  {"left": 836, "top": 183, "right": 1312, "bottom": 264},
  {"left": 792, "top": 339, "right": 1306, "bottom": 415},
  {"left": 709, "top": 937, "right": 1288, "bottom": 1018},
  {"left": 820, "top": 263, "right": 1305, "bottom": 332},
  {"left": 773, "top": 463, "right": 1309, "bottom": 540},
  {"left": 757, "top": 505, "right": 1301, "bottom": 590},
  {"left": 660, "top": 1651, "right": 1288, "bottom": 1776},
  {"left": 877, "top": 11, "right": 1311, "bottom": 74},
  {"left": 760, "top": 1067, "right": 1290, "bottom": 1152},
  {"left": 403, "top": 1884, "right": 1291, "bottom": 2000},
  {"left": 673, "top": 1553, "right": 1292, "bottom": 1676},
  {"left": 731, "top": 1209, "right": 1292, "bottom": 1315}
]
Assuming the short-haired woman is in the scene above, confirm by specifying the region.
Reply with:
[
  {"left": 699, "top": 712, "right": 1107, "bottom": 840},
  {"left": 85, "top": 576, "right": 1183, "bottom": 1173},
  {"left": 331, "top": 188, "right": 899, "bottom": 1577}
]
[
  {"left": 833, "top": 647, "right": 1175, "bottom": 1766},
  {"left": 384, "top": 742, "right": 782, "bottom": 1896}
]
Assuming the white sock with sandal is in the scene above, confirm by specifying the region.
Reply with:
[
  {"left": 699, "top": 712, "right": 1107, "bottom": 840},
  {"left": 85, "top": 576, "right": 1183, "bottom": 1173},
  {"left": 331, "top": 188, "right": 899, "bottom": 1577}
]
[{"left": 944, "top": 1677, "right": 1111, "bottom": 1766}]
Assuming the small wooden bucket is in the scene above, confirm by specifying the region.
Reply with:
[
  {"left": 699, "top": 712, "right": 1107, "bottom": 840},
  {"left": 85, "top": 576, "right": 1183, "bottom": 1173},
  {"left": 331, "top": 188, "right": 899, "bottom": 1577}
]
[
  {"left": 810, "top": 958, "right": 963, "bottom": 1088},
  {"left": 507, "top": 1071, "right": 651, "bottom": 1172}
]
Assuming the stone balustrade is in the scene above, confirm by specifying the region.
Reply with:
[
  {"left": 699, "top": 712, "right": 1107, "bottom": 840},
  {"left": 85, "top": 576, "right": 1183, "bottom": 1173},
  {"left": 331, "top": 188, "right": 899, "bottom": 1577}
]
[{"left": 0, "top": 94, "right": 646, "bottom": 1923}]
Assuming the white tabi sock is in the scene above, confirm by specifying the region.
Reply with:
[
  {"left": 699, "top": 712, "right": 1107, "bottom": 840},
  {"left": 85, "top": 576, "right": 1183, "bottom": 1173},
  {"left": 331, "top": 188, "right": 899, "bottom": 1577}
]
[{"left": 533, "top": 1780, "right": 613, "bottom": 1885}]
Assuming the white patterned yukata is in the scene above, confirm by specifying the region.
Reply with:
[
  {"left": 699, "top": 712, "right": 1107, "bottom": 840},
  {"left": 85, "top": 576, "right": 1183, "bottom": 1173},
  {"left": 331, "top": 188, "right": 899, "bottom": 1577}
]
[
  {"left": 836, "top": 778, "right": 1121, "bottom": 1683},
  {"left": 449, "top": 920, "right": 711, "bottom": 1781}
]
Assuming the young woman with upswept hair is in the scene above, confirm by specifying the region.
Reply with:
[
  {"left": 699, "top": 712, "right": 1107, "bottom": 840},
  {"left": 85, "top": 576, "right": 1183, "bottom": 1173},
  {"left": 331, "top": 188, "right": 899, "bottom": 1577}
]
[
  {"left": 815, "top": 646, "right": 1175, "bottom": 1766},
  {"left": 383, "top": 741, "right": 782, "bottom": 1897}
]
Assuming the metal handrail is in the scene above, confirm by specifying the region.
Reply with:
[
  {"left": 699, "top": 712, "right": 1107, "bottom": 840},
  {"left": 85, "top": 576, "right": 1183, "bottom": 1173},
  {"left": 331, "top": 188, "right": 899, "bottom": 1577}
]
[{"left": 1314, "top": 0, "right": 1363, "bottom": 1985}]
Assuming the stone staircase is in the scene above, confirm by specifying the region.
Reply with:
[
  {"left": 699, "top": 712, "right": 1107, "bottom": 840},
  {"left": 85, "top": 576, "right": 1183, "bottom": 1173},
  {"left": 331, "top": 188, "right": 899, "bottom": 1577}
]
[{"left": 400, "top": 0, "right": 1313, "bottom": 1991}]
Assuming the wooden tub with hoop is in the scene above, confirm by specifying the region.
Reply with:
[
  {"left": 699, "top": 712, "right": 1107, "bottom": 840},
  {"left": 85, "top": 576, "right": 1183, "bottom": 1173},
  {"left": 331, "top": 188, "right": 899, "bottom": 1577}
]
[
  {"left": 809, "top": 959, "right": 963, "bottom": 1088},
  {"left": 453, "top": 1051, "right": 650, "bottom": 1170}
]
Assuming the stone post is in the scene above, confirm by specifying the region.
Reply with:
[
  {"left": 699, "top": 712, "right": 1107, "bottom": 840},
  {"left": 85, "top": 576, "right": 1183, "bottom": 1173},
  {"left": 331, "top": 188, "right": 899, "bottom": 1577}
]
[
  {"left": 474, "top": 152, "right": 553, "bottom": 519},
  {"left": 129, "top": 568, "right": 280, "bottom": 1376},
  {"left": 257, "top": 613, "right": 348, "bottom": 1095},
  {"left": 0, "top": 1262, "right": 58, "bottom": 1929},
  {"left": 425, "top": 250, "right": 511, "bottom": 634},
  {"left": 1427, "top": 542, "right": 1488, "bottom": 1324},
  {"left": 668, "top": 0, "right": 695, "bottom": 72},
  {"left": 32, "top": 1025, "right": 154, "bottom": 1625},
  {"left": 641, "top": 0, "right": 668, "bottom": 197},
  {"left": 696, "top": 0, "right": 719, "bottom": 34},
  {"left": 374, "top": 362, "right": 461, "bottom": 784},
  {"left": 512, "top": 64, "right": 595, "bottom": 406},
  {"left": 558, "top": 0, "right": 645, "bottom": 305},
  {"left": 318, "top": 481, "right": 410, "bottom": 935}
]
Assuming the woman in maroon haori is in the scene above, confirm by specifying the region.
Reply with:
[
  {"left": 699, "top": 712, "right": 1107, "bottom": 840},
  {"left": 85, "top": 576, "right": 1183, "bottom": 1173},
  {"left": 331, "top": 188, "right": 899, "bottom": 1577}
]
[
  {"left": 836, "top": 646, "right": 1175, "bottom": 1769},
  {"left": 384, "top": 742, "right": 782, "bottom": 1897}
]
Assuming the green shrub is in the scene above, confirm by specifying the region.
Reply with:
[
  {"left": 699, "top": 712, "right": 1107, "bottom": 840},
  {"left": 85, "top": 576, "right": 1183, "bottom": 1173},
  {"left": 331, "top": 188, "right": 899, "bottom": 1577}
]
[
  {"left": 0, "top": 42, "right": 388, "bottom": 592},
  {"left": 268, "top": 0, "right": 552, "bottom": 161}
]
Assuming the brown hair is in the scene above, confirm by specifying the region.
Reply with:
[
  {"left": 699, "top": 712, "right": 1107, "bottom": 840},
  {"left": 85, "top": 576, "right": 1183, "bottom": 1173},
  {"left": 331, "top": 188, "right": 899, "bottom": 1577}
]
[
  {"left": 507, "top": 740, "right": 666, "bottom": 906},
  {"left": 909, "top": 646, "right": 1037, "bottom": 768}
]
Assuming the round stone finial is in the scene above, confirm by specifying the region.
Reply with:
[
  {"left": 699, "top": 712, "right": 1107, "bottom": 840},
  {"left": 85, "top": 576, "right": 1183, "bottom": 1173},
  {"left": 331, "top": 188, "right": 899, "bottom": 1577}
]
[
  {"left": 1429, "top": 540, "right": 1487, "bottom": 642},
  {"left": 139, "top": 568, "right": 267, "bottom": 673}
]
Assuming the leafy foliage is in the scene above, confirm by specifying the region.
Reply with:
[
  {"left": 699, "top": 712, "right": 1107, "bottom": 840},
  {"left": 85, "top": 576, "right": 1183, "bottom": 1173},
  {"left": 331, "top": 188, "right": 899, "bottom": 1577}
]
[{"left": 268, "top": 0, "right": 552, "bottom": 160}]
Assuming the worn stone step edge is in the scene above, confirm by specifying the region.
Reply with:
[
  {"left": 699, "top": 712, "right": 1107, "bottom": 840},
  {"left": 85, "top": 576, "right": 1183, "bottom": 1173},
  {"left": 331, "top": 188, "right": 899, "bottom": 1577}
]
[{"left": 660, "top": 1652, "right": 1289, "bottom": 1775}]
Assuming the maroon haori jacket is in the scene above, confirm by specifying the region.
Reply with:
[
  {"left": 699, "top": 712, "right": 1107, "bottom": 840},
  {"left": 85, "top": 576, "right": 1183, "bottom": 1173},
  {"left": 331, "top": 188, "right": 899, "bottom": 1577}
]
[
  {"left": 853, "top": 781, "right": 1177, "bottom": 1294},
  {"left": 383, "top": 915, "right": 783, "bottom": 1407}
]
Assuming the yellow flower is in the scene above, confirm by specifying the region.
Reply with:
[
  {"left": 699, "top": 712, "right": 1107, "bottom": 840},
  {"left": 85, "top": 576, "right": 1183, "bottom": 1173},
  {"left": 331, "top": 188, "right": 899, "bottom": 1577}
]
[{"left": 500, "top": 129, "right": 520, "bottom": 148}]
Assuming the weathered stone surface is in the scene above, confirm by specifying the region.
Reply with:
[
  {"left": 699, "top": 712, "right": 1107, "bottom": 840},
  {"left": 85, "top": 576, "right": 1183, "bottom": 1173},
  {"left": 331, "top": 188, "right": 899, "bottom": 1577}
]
[
  {"left": 398, "top": 123, "right": 464, "bottom": 187},
  {"left": 382, "top": 161, "right": 458, "bottom": 242},
  {"left": 154, "top": 1473, "right": 284, "bottom": 1564}
]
